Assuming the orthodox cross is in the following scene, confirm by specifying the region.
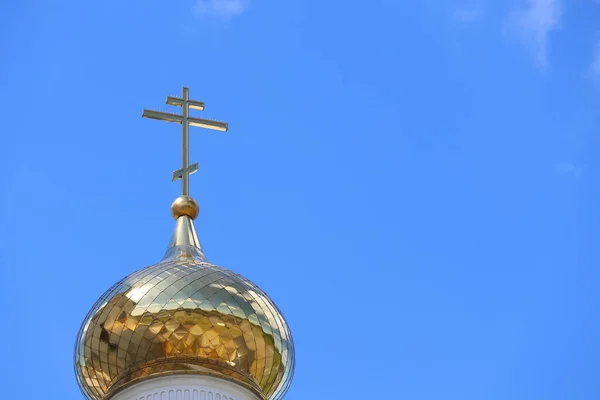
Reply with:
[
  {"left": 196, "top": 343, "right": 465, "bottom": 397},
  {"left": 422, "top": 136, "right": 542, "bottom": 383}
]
[{"left": 142, "top": 86, "right": 228, "bottom": 196}]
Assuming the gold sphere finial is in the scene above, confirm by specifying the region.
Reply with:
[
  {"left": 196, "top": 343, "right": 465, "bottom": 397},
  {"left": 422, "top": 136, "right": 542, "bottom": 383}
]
[{"left": 171, "top": 195, "right": 199, "bottom": 220}]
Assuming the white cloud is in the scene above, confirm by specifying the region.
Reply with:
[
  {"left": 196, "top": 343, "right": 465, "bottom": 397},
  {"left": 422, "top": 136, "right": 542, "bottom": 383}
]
[
  {"left": 453, "top": 7, "right": 484, "bottom": 23},
  {"left": 194, "top": 0, "right": 249, "bottom": 17},
  {"left": 506, "top": 0, "right": 562, "bottom": 67},
  {"left": 555, "top": 162, "right": 581, "bottom": 177}
]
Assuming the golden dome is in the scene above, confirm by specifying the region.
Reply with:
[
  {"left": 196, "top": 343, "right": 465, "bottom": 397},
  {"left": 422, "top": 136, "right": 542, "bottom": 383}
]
[{"left": 74, "top": 214, "right": 295, "bottom": 400}]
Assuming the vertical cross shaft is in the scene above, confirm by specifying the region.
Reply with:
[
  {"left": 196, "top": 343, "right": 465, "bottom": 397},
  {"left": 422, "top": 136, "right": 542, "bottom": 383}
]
[
  {"left": 181, "top": 87, "right": 190, "bottom": 196},
  {"left": 142, "top": 86, "right": 229, "bottom": 197}
]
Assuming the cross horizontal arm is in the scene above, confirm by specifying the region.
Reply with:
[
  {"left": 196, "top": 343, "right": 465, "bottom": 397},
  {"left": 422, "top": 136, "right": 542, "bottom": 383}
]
[
  {"left": 166, "top": 96, "right": 205, "bottom": 111},
  {"left": 189, "top": 118, "right": 228, "bottom": 132},
  {"left": 142, "top": 109, "right": 228, "bottom": 131},
  {"left": 142, "top": 109, "right": 183, "bottom": 123}
]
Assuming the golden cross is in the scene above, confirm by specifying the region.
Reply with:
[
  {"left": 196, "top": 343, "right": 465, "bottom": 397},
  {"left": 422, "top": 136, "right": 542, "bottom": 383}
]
[{"left": 142, "top": 86, "right": 228, "bottom": 196}]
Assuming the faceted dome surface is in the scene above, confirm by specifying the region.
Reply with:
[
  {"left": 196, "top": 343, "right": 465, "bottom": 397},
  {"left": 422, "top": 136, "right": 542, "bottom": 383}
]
[{"left": 74, "top": 251, "right": 295, "bottom": 400}]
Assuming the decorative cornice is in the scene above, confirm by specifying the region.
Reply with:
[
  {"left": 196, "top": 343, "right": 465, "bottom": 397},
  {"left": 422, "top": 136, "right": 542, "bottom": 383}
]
[
  {"left": 111, "top": 375, "right": 261, "bottom": 400},
  {"left": 130, "top": 387, "right": 234, "bottom": 400}
]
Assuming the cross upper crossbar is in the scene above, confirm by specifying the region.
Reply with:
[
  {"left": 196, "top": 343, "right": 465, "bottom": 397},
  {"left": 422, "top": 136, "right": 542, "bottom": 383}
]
[{"left": 166, "top": 96, "right": 205, "bottom": 110}]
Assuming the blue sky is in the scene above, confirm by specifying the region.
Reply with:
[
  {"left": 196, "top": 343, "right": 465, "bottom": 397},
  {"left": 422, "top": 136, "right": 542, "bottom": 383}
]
[{"left": 0, "top": 0, "right": 599, "bottom": 399}]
